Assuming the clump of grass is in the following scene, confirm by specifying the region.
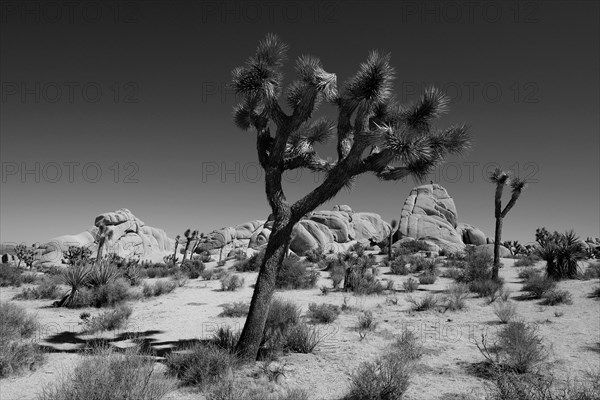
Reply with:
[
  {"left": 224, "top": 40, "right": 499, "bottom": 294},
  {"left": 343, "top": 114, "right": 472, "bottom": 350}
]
[
  {"left": 0, "top": 302, "right": 45, "bottom": 377},
  {"left": 219, "top": 302, "right": 250, "bottom": 318},
  {"left": 403, "top": 277, "right": 419, "bottom": 292},
  {"left": 0, "top": 264, "right": 23, "bottom": 287},
  {"left": 541, "top": 289, "right": 573, "bottom": 306},
  {"left": 211, "top": 326, "right": 240, "bottom": 353},
  {"left": 357, "top": 311, "right": 377, "bottom": 331},
  {"left": 220, "top": 274, "right": 245, "bottom": 291},
  {"left": 513, "top": 254, "right": 540, "bottom": 267},
  {"left": 142, "top": 280, "right": 177, "bottom": 297},
  {"left": 493, "top": 300, "right": 517, "bottom": 323},
  {"left": 165, "top": 343, "right": 238, "bottom": 388},
  {"left": 522, "top": 275, "right": 557, "bottom": 299},
  {"left": 344, "top": 351, "right": 413, "bottom": 400},
  {"left": 517, "top": 268, "right": 539, "bottom": 281},
  {"left": 284, "top": 323, "right": 323, "bottom": 354},
  {"left": 276, "top": 257, "right": 319, "bottom": 290},
  {"left": 407, "top": 293, "right": 439, "bottom": 312},
  {"left": 306, "top": 303, "right": 340, "bottom": 324},
  {"left": 39, "top": 347, "right": 175, "bottom": 400},
  {"left": 443, "top": 283, "right": 470, "bottom": 311},
  {"left": 393, "top": 329, "right": 424, "bottom": 360},
  {"left": 84, "top": 305, "right": 133, "bottom": 334},
  {"left": 208, "top": 380, "right": 310, "bottom": 400}
]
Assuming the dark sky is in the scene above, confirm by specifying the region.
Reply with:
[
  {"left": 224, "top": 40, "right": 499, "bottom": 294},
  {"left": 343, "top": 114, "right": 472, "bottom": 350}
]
[{"left": 1, "top": 0, "right": 599, "bottom": 247}]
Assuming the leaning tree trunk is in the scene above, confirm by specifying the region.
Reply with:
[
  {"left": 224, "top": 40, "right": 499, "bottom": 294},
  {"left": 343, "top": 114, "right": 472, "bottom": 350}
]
[
  {"left": 492, "top": 217, "right": 503, "bottom": 281},
  {"left": 235, "top": 217, "right": 293, "bottom": 360}
]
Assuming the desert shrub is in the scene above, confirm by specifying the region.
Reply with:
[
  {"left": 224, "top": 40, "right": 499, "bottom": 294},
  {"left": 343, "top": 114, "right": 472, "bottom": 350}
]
[
  {"left": 284, "top": 323, "right": 322, "bottom": 353},
  {"left": 165, "top": 343, "right": 237, "bottom": 388},
  {"left": 0, "top": 264, "right": 23, "bottom": 287},
  {"left": 122, "top": 263, "right": 143, "bottom": 286},
  {"left": 304, "top": 247, "right": 325, "bottom": 263},
  {"left": 403, "top": 277, "right": 419, "bottom": 292},
  {"left": 389, "top": 256, "right": 411, "bottom": 275},
  {"left": 409, "top": 256, "right": 437, "bottom": 274},
  {"left": 219, "top": 302, "right": 250, "bottom": 318},
  {"left": 535, "top": 228, "right": 586, "bottom": 280},
  {"left": 443, "top": 283, "right": 470, "bottom": 311},
  {"left": 220, "top": 274, "right": 245, "bottom": 291},
  {"left": 259, "top": 298, "right": 302, "bottom": 359},
  {"left": 407, "top": 293, "right": 439, "bottom": 312},
  {"left": 393, "top": 329, "right": 424, "bottom": 360},
  {"left": 522, "top": 275, "right": 557, "bottom": 299},
  {"left": 199, "top": 251, "right": 213, "bottom": 263},
  {"left": 276, "top": 258, "right": 319, "bottom": 290},
  {"left": 579, "top": 261, "right": 600, "bottom": 280},
  {"left": 143, "top": 280, "right": 177, "bottom": 297},
  {"left": 0, "top": 302, "right": 45, "bottom": 377},
  {"left": 87, "top": 278, "right": 132, "bottom": 308},
  {"left": 357, "top": 311, "right": 377, "bottom": 331},
  {"left": 170, "top": 271, "right": 189, "bottom": 287},
  {"left": 233, "top": 250, "right": 263, "bottom": 272},
  {"left": 344, "top": 351, "right": 413, "bottom": 400},
  {"left": 541, "top": 289, "right": 573, "bottom": 306},
  {"left": 494, "top": 300, "right": 517, "bottom": 323},
  {"left": 181, "top": 259, "right": 205, "bottom": 279},
  {"left": 39, "top": 347, "right": 175, "bottom": 400},
  {"left": 456, "top": 246, "right": 493, "bottom": 283},
  {"left": 469, "top": 279, "right": 503, "bottom": 299},
  {"left": 84, "top": 305, "right": 133, "bottom": 334},
  {"left": 517, "top": 268, "right": 539, "bottom": 281},
  {"left": 211, "top": 326, "right": 240, "bottom": 353},
  {"left": 513, "top": 255, "right": 540, "bottom": 267},
  {"left": 419, "top": 273, "right": 437, "bottom": 284},
  {"left": 442, "top": 267, "right": 464, "bottom": 280},
  {"left": 392, "top": 240, "right": 430, "bottom": 257},
  {"left": 327, "top": 259, "right": 345, "bottom": 289},
  {"left": 143, "top": 263, "right": 178, "bottom": 279},
  {"left": 21, "top": 272, "right": 38, "bottom": 284},
  {"left": 208, "top": 380, "right": 310, "bottom": 400},
  {"left": 14, "top": 281, "right": 62, "bottom": 300},
  {"left": 307, "top": 303, "right": 340, "bottom": 323},
  {"left": 477, "top": 321, "right": 548, "bottom": 374},
  {"left": 87, "top": 263, "right": 122, "bottom": 287}
]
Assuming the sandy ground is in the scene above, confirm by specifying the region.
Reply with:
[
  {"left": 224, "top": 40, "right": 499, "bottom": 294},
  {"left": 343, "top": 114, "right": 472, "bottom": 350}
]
[{"left": 1, "top": 257, "right": 599, "bottom": 400}]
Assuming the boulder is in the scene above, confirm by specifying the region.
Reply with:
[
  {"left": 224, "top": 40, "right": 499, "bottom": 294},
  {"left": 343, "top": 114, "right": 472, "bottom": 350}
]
[
  {"left": 353, "top": 212, "right": 391, "bottom": 243},
  {"left": 457, "top": 223, "right": 487, "bottom": 246},
  {"left": 475, "top": 244, "right": 511, "bottom": 258},
  {"left": 290, "top": 220, "right": 335, "bottom": 255},
  {"left": 308, "top": 211, "right": 354, "bottom": 243}
]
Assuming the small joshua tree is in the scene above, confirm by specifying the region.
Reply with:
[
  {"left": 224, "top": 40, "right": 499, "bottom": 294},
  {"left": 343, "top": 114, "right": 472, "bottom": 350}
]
[
  {"left": 181, "top": 229, "right": 198, "bottom": 263},
  {"left": 388, "top": 219, "right": 398, "bottom": 260},
  {"left": 230, "top": 34, "right": 471, "bottom": 360},
  {"left": 172, "top": 235, "right": 181, "bottom": 266},
  {"left": 63, "top": 245, "right": 92, "bottom": 266},
  {"left": 95, "top": 222, "right": 114, "bottom": 266},
  {"left": 14, "top": 244, "right": 27, "bottom": 268},
  {"left": 490, "top": 168, "right": 527, "bottom": 280}
]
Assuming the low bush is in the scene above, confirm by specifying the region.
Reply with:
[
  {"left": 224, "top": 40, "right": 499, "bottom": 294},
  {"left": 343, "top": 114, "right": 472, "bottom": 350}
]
[
  {"left": 88, "top": 278, "right": 132, "bottom": 307},
  {"left": 276, "top": 258, "right": 319, "bottom": 290},
  {"left": 513, "top": 255, "right": 540, "bottom": 267},
  {"left": 284, "top": 323, "right": 322, "bottom": 353},
  {"left": 344, "top": 351, "right": 413, "bottom": 400},
  {"left": 579, "top": 261, "right": 600, "bottom": 280},
  {"left": 143, "top": 263, "right": 179, "bottom": 279},
  {"left": 407, "top": 293, "right": 439, "bottom": 312},
  {"left": 541, "top": 289, "right": 573, "bottom": 306},
  {"left": 493, "top": 300, "right": 517, "bottom": 324},
  {"left": 219, "top": 302, "right": 250, "bottom": 318},
  {"left": 403, "top": 277, "right": 419, "bottom": 292},
  {"left": 165, "top": 343, "right": 238, "bottom": 388},
  {"left": 84, "top": 305, "right": 133, "bottom": 334},
  {"left": 0, "top": 264, "right": 23, "bottom": 287},
  {"left": 357, "top": 311, "right": 377, "bottom": 331},
  {"left": 393, "top": 329, "right": 424, "bottom": 360},
  {"left": 211, "top": 326, "right": 240, "bottom": 353},
  {"left": 220, "top": 274, "right": 245, "bottom": 291},
  {"left": 39, "top": 347, "right": 175, "bottom": 400},
  {"left": 419, "top": 273, "right": 437, "bottom": 285},
  {"left": 0, "top": 302, "right": 45, "bottom": 377},
  {"left": 517, "top": 268, "right": 540, "bottom": 281},
  {"left": 14, "top": 281, "right": 63, "bottom": 300},
  {"left": 327, "top": 259, "right": 345, "bottom": 289},
  {"left": 522, "top": 275, "right": 557, "bottom": 299},
  {"left": 477, "top": 320, "right": 548, "bottom": 374},
  {"left": 392, "top": 240, "right": 430, "bottom": 257},
  {"left": 469, "top": 279, "right": 503, "bottom": 299},
  {"left": 389, "top": 256, "right": 411, "bottom": 275},
  {"left": 233, "top": 250, "right": 263, "bottom": 272},
  {"left": 442, "top": 267, "right": 463, "bottom": 280},
  {"left": 307, "top": 303, "right": 340, "bottom": 324},
  {"left": 181, "top": 260, "right": 205, "bottom": 279},
  {"left": 208, "top": 380, "right": 309, "bottom": 400},
  {"left": 456, "top": 247, "right": 493, "bottom": 283},
  {"left": 304, "top": 247, "right": 325, "bottom": 263},
  {"left": 142, "top": 280, "right": 177, "bottom": 297},
  {"left": 443, "top": 283, "right": 470, "bottom": 311}
]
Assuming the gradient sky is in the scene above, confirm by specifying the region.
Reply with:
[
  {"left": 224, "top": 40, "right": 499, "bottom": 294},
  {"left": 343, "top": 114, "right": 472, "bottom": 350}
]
[{"left": 1, "top": 0, "right": 599, "bottom": 248}]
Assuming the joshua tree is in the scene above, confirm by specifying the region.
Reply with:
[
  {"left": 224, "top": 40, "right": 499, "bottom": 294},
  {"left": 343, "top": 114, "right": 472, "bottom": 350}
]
[
  {"left": 388, "top": 219, "right": 398, "bottom": 260},
  {"left": 14, "top": 244, "right": 27, "bottom": 268},
  {"left": 63, "top": 245, "right": 92, "bottom": 266},
  {"left": 172, "top": 235, "right": 181, "bottom": 265},
  {"left": 95, "top": 223, "right": 113, "bottom": 265},
  {"left": 490, "top": 168, "right": 527, "bottom": 280},
  {"left": 181, "top": 229, "right": 198, "bottom": 263},
  {"left": 230, "top": 34, "right": 471, "bottom": 360}
]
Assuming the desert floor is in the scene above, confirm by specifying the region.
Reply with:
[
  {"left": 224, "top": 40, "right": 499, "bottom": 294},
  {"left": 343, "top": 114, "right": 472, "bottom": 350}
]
[{"left": 1, "top": 256, "right": 599, "bottom": 400}]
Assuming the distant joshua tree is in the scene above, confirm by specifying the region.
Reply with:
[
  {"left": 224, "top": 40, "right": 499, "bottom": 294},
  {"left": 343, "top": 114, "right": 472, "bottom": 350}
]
[
  {"left": 490, "top": 168, "right": 527, "bottom": 280},
  {"left": 229, "top": 34, "right": 471, "bottom": 360},
  {"left": 388, "top": 219, "right": 398, "bottom": 260},
  {"left": 181, "top": 229, "right": 198, "bottom": 263},
  {"left": 172, "top": 234, "right": 181, "bottom": 265},
  {"left": 95, "top": 222, "right": 114, "bottom": 265}
]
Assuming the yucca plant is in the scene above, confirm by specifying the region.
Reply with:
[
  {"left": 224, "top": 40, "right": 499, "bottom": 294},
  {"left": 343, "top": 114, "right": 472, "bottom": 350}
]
[
  {"left": 87, "top": 261, "right": 122, "bottom": 288},
  {"left": 230, "top": 34, "right": 471, "bottom": 360},
  {"left": 536, "top": 229, "right": 585, "bottom": 279},
  {"left": 490, "top": 168, "right": 527, "bottom": 280},
  {"left": 56, "top": 264, "right": 91, "bottom": 307}
]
